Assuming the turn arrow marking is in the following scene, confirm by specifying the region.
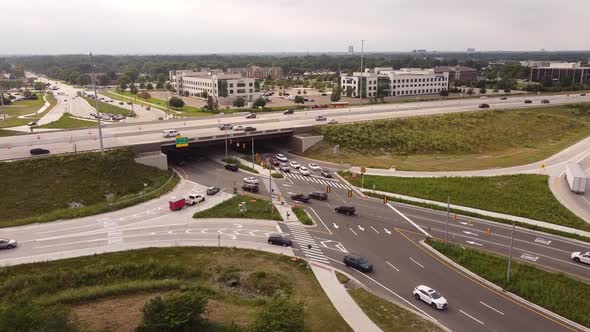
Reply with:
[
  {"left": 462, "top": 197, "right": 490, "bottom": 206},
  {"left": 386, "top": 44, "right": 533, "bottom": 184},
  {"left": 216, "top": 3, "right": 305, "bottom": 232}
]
[
  {"left": 333, "top": 223, "right": 339, "bottom": 229},
  {"left": 466, "top": 240, "right": 483, "bottom": 246},
  {"left": 384, "top": 228, "right": 392, "bottom": 235},
  {"left": 358, "top": 225, "right": 365, "bottom": 231},
  {"left": 463, "top": 231, "right": 478, "bottom": 236}
]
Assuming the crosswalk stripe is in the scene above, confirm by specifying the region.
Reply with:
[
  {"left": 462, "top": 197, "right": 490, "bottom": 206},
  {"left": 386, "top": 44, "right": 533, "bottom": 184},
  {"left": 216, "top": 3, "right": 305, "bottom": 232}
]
[
  {"left": 303, "top": 251, "right": 330, "bottom": 259},
  {"left": 301, "top": 247, "right": 324, "bottom": 254}
]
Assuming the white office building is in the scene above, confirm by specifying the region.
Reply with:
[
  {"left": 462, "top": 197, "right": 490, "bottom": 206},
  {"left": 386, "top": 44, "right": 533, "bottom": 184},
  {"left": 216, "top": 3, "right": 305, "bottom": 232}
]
[
  {"left": 340, "top": 67, "right": 449, "bottom": 98},
  {"left": 169, "top": 70, "right": 260, "bottom": 103}
]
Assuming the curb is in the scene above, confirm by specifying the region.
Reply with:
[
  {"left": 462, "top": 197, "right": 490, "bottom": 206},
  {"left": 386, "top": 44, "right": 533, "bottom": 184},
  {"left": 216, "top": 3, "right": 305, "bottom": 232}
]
[
  {"left": 420, "top": 240, "right": 589, "bottom": 332},
  {"left": 334, "top": 172, "right": 367, "bottom": 198}
]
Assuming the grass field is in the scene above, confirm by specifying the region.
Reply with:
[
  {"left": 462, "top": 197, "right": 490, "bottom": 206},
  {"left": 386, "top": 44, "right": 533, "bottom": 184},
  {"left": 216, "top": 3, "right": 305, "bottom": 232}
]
[
  {"left": 0, "top": 93, "right": 49, "bottom": 128},
  {"left": 292, "top": 207, "right": 313, "bottom": 225},
  {"left": 306, "top": 104, "right": 590, "bottom": 171},
  {"left": 0, "top": 247, "right": 352, "bottom": 332},
  {"left": 349, "top": 288, "right": 443, "bottom": 332},
  {"left": 104, "top": 91, "right": 209, "bottom": 116},
  {"left": 0, "top": 149, "right": 177, "bottom": 227},
  {"left": 427, "top": 239, "right": 590, "bottom": 328},
  {"left": 342, "top": 172, "right": 589, "bottom": 231},
  {"left": 39, "top": 112, "right": 96, "bottom": 129},
  {"left": 194, "top": 195, "right": 282, "bottom": 220},
  {"left": 81, "top": 96, "right": 136, "bottom": 117}
]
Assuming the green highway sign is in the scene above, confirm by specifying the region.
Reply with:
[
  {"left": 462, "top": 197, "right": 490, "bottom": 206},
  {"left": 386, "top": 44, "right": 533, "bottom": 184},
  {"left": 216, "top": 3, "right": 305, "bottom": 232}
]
[{"left": 175, "top": 136, "right": 189, "bottom": 148}]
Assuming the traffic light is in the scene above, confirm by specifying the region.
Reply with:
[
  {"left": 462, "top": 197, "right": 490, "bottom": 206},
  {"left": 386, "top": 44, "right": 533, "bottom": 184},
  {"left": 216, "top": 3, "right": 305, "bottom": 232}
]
[
  {"left": 487, "top": 228, "right": 491, "bottom": 237},
  {"left": 348, "top": 189, "right": 353, "bottom": 197},
  {"left": 383, "top": 196, "right": 388, "bottom": 204},
  {"left": 326, "top": 186, "right": 331, "bottom": 193}
]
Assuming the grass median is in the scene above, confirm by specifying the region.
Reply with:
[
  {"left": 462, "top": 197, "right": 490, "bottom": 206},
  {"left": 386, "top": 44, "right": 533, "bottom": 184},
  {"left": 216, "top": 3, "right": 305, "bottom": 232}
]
[
  {"left": 104, "top": 91, "right": 209, "bottom": 116},
  {"left": 81, "top": 96, "right": 136, "bottom": 117},
  {"left": 0, "top": 149, "right": 177, "bottom": 227},
  {"left": 0, "top": 247, "right": 351, "bottom": 332},
  {"left": 194, "top": 195, "right": 282, "bottom": 221},
  {"left": 427, "top": 239, "right": 590, "bottom": 328},
  {"left": 292, "top": 207, "right": 313, "bottom": 225},
  {"left": 342, "top": 171, "right": 589, "bottom": 231},
  {"left": 39, "top": 112, "right": 96, "bottom": 129}
]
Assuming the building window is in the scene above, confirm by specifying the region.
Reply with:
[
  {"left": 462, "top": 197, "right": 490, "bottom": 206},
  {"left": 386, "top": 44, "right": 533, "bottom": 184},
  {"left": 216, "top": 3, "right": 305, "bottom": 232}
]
[
  {"left": 229, "top": 83, "right": 233, "bottom": 87},
  {"left": 230, "top": 90, "right": 234, "bottom": 94},
  {"left": 238, "top": 89, "right": 246, "bottom": 93}
]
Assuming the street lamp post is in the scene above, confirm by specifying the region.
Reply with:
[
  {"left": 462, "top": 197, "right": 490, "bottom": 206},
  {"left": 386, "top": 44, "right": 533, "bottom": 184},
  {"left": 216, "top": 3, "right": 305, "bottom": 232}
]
[
  {"left": 224, "top": 128, "right": 228, "bottom": 160},
  {"left": 507, "top": 223, "right": 516, "bottom": 282},
  {"left": 89, "top": 53, "right": 104, "bottom": 153},
  {"left": 360, "top": 39, "right": 365, "bottom": 100},
  {"left": 445, "top": 196, "right": 450, "bottom": 244}
]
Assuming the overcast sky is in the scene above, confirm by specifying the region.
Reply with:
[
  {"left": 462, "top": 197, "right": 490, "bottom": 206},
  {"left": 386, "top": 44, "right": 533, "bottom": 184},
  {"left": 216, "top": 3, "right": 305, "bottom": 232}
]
[{"left": 1, "top": 0, "right": 588, "bottom": 54}]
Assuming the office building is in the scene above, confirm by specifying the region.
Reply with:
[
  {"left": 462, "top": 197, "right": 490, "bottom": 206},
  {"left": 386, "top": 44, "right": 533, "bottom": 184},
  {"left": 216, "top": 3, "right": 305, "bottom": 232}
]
[
  {"left": 226, "top": 66, "right": 283, "bottom": 80},
  {"left": 434, "top": 65, "right": 478, "bottom": 83},
  {"left": 529, "top": 62, "right": 590, "bottom": 84},
  {"left": 169, "top": 70, "right": 260, "bottom": 103}
]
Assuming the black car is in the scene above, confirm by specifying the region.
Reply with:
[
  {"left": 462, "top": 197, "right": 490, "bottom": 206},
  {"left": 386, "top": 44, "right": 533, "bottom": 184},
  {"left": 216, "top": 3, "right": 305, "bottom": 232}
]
[
  {"left": 524, "top": 99, "right": 533, "bottom": 104},
  {"left": 242, "top": 183, "right": 259, "bottom": 193},
  {"left": 271, "top": 159, "right": 281, "bottom": 166},
  {"left": 320, "top": 169, "right": 332, "bottom": 178},
  {"left": 267, "top": 234, "right": 292, "bottom": 247},
  {"left": 283, "top": 109, "right": 294, "bottom": 115},
  {"left": 500, "top": 97, "right": 508, "bottom": 100},
  {"left": 291, "top": 194, "right": 310, "bottom": 203},
  {"left": 335, "top": 206, "right": 355, "bottom": 215},
  {"left": 309, "top": 191, "right": 328, "bottom": 200},
  {"left": 244, "top": 126, "right": 256, "bottom": 132},
  {"left": 30, "top": 148, "right": 50, "bottom": 155},
  {"left": 225, "top": 164, "right": 239, "bottom": 172},
  {"left": 478, "top": 103, "right": 489, "bottom": 108},
  {"left": 206, "top": 187, "right": 220, "bottom": 195},
  {"left": 344, "top": 254, "right": 373, "bottom": 273},
  {"left": 541, "top": 99, "right": 550, "bottom": 104},
  {"left": 581, "top": 93, "right": 587, "bottom": 96}
]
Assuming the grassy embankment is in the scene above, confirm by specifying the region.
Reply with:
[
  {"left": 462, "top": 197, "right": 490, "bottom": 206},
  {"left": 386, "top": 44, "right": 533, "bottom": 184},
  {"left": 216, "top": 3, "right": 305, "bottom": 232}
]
[
  {"left": 292, "top": 207, "right": 313, "bottom": 225},
  {"left": 307, "top": 104, "right": 590, "bottom": 171},
  {"left": 39, "top": 112, "right": 96, "bottom": 129},
  {"left": 81, "top": 95, "right": 136, "bottom": 117},
  {"left": 427, "top": 239, "right": 590, "bottom": 328},
  {"left": 0, "top": 149, "right": 177, "bottom": 228},
  {"left": 194, "top": 195, "right": 282, "bottom": 221},
  {"left": 103, "top": 91, "right": 207, "bottom": 116},
  {"left": 223, "top": 157, "right": 259, "bottom": 174},
  {"left": 0, "top": 247, "right": 351, "bottom": 332},
  {"left": 0, "top": 93, "right": 54, "bottom": 128},
  {"left": 342, "top": 171, "right": 589, "bottom": 231}
]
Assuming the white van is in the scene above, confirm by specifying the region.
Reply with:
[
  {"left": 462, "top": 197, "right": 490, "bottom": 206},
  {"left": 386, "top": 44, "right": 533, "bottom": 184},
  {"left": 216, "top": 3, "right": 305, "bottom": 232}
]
[{"left": 162, "top": 129, "right": 178, "bottom": 138}]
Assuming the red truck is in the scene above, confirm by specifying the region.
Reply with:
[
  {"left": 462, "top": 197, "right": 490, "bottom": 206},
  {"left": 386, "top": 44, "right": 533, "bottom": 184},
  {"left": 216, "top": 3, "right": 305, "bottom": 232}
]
[{"left": 168, "top": 197, "right": 186, "bottom": 211}]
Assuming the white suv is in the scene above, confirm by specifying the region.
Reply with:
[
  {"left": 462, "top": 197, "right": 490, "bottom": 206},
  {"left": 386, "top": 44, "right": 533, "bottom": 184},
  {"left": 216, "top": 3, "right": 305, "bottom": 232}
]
[
  {"left": 276, "top": 154, "right": 288, "bottom": 162},
  {"left": 571, "top": 251, "right": 590, "bottom": 264},
  {"left": 243, "top": 177, "right": 259, "bottom": 184},
  {"left": 185, "top": 193, "right": 205, "bottom": 205},
  {"left": 289, "top": 161, "right": 300, "bottom": 169},
  {"left": 413, "top": 285, "right": 448, "bottom": 310},
  {"left": 308, "top": 163, "right": 321, "bottom": 171}
]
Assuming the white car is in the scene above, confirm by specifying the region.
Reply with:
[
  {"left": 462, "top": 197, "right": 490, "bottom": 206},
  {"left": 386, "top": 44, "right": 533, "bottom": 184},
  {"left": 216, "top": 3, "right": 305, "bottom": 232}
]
[
  {"left": 185, "top": 193, "right": 205, "bottom": 205},
  {"left": 0, "top": 238, "right": 17, "bottom": 249},
  {"left": 571, "top": 251, "right": 590, "bottom": 264},
  {"left": 308, "top": 163, "right": 321, "bottom": 171},
  {"left": 233, "top": 125, "right": 245, "bottom": 131},
  {"left": 413, "top": 285, "right": 448, "bottom": 310},
  {"left": 299, "top": 167, "right": 311, "bottom": 176},
  {"left": 243, "top": 177, "right": 259, "bottom": 184},
  {"left": 276, "top": 154, "right": 288, "bottom": 162},
  {"left": 289, "top": 161, "right": 300, "bottom": 169}
]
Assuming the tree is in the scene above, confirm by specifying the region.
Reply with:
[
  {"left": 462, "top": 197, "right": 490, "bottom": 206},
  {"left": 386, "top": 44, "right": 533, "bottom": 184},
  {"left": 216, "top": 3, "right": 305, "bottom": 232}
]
[
  {"left": 120, "top": 81, "right": 128, "bottom": 90},
  {"left": 439, "top": 89, "right": 449, "bottom": 97},
  {"left": 253, "top": 97, "right": 266, "bottom": 108},
  {"left": 169, "top": 96, "right": 185, "bottom": 109},
  {"left": 303, "top": 89, "right": 307, "bottom": 94},
  {"left": 139, "top": 82, "right": 146, "bottom": 89},
  {"left": 97, "top": 74, "right": 110, "bottom": 86},
  {"left": 233, "top": 96, "right": 245, "bottom": 108},
  {"left": 138, "top": 91, "right": 151, "bottom": 100},
  {"left": 294, "top": 95, "right": 305, "bottom": 104},
  {"left": 201, "top": 91, "right": 208, "bottom": 98},
  {"left": 206, "top": 96, "right": 216, "bottom": 111},
  {"left": 33, "top": 82, "right": 46, "bottom": 91},
  {"left": 146, "top": 82, "right": 154, "bottom": 90},
  {"left": 297, "top": 90, "right": 301, "bottom": 95},
  {"left": 330, "top": 87, "right": 341, "bottom": 102},
  {"left": 466, "top": 88, "right": 474, "bottom": 95},
  {"left": 249, "top": 298, "right": 304, "bottom": 332},
  {"left": 345, "top": 86, "right": 354, "bottom": 97},
  {"left": 23, "top": 89, "right": 38, "bottom": 100},
  {"left": 479, "top": 87, "right": 487, "bottom": 94},
  {"left": 130, "top": 84, "right": 138, "bottom": 94},
  {"left": 156, "top": 81, "right": 164, "bottom": 89},
  {"left": 137, "top": 292, "right": 208, "bottom": 331},
  {"left": 165, "top": 82, "right": 174, "bottom": 91}
]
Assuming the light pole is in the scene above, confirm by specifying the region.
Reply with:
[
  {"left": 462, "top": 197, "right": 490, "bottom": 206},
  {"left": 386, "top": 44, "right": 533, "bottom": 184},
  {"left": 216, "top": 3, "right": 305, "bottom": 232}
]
[
  {"left": 507, "top": 223, "right": 515, "bottom": 282},
  {"left": 445, "top": 196, "right": 450, "bottom": 244},
  {"left": 224, "top": 128, "right": 228, "bottom": 160},
  {"left": 90, "top": 53, "right": 104, "bottom": 153},
  {"left": 360, "top": 39, "right": 365, "bottom": 100},
  {"left": 251, "top": 137, "right": 255, "bottom": 170}
]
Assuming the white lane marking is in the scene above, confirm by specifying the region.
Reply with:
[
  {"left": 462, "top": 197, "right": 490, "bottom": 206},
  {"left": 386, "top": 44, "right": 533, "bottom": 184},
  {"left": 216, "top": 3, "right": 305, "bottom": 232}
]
[
  {"left": 309, "top": 208, "right": 332, "bottom": 235},
  {"left": 287, "top": 191, "right": 297, "bottom": 195},
  {"left": 520, "top": 253, "right": 539, "bottom": 262},
  {"left": 534, "top": 237, "right": 552, "bottom": 246},
  {"left": 386, "top": 203, "right": 431, "bottom": 237},
  {"left": 349, "top": 227, "right": 358, "bottom": 236},
  {"left": 409, "top": 257, "right": 424, "bottom": 268},
  {"left": 275, "top": 225, "right": 282, "bottom": 233},
  {"left": 282, "top": 184, "right": 292, "bottom": 187},
  {"left": 384, "top": 228, "right": 392, "bottom": 235},
  {"left": 333, "top": 223, "right": 339, "bottom": 229},
  {"left": 462, "top": 231, "right": 478, "bottom": 236},
  {"left": 479, "top": 301, "right": 505, "bottom": 315},
  {"left": 466, "top": 240, "right": 483, "bottom": 246},
  {"left": 460, "top": 309, "right": 485, "bottom": 325},
  {"left": 370, "top": 226, "right": 380, "bottom": 234},
  {"left": 358, "top": 225, "right": 365, "bottom": 231},
  {"left": 385, "top": 261, "right": 400, "bottom": 271},
  {"left": 459, "top": 221, "right": 473, "bottom": 227},
  {"left": 344, "top": 185, "right": 351, "bottom": 190}
]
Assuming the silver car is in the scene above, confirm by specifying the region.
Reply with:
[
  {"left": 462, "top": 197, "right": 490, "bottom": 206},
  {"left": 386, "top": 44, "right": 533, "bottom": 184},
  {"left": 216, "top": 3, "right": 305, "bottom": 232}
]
[{"left": 0, "top": 239, "right": 17, "bottom": 249}]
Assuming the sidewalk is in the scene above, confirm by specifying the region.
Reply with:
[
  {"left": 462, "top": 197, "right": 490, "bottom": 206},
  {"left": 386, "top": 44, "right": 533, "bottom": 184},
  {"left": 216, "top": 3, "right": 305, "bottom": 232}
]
[
  {"left": 273, "top": 202, "right": 297, "bottom": 222},
  {"left": 311, "top": 264, "right": 381, "bottom": 332}
]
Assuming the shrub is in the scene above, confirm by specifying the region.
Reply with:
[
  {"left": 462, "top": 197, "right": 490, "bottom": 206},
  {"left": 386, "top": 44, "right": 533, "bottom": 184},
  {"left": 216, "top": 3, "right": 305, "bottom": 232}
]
[
  {"left": 169, "top": 96, "right": 185, "bottom": 108},
  {"left": 249, "top": 298, "right": 304, "bottom": 332},
  {"left": 137, "top": 291, "right": 208, "bottom": 331},
  {"left": 0, "top": 302, "right": 77, "bottom": 332},
  {"left": 243, "top": 271, "right": 290, "bottom": 297}
]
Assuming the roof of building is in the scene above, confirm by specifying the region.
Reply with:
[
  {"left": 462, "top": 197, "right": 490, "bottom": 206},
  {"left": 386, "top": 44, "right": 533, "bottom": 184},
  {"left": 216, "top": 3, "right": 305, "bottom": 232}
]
[{"left": 434, "top": 66, "right": 478, "bottom": 73}]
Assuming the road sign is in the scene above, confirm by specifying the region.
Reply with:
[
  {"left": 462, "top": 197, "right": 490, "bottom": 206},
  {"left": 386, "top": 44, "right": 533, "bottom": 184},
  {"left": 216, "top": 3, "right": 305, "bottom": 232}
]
[
  {"left": 383, "top": 196, "right": 388, "bottom": 204},
  {"left": 326, "top": 186, "right": 331, "bottom": 193},
  {"left": 175, "top": 136, "right": 189, "bottom": 148},
  {"left": 487, "top": 228, "right": 491, "bottom": 236},
  {"left": 347, "top": 189, "right": 353, "bottom": 197}
]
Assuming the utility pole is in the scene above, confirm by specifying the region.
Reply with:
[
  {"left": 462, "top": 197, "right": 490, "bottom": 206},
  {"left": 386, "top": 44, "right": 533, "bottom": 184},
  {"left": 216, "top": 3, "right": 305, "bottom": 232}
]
[
  {"left": 166, "top": 91, "right": 170, "bottom": 119},
  {"left": 90, "top": 53, "right": 104, "bottom": 153},
  {"left": 251, "top": 137, "right": 255, "bottom": 170},
  {"left": 268, "top": 157, "right": 273, "bottom": 209},
  {"left": 224, "top": 128, "right": 228, "bottom": 160},
  {"left": 0, "top": 85, "right": 4, "bottom": 120},
  {"left": 360, "top": 39, "right": 365, "bottom": 100},
  {"left": 445, "top": 196, "right": 450, "bottom": 244},
  {"left": 507, "top": 223, "right": 515, "bottom": 282}
]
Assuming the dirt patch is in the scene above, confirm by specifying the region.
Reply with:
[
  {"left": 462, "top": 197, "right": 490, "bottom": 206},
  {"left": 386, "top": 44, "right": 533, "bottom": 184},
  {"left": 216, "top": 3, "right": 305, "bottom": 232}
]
[
  {"left": 71, "top": 292, "right": 163, "bottom": 332},
  {"left": 204, "top": 299, "right": 258, "bottom": 328}
]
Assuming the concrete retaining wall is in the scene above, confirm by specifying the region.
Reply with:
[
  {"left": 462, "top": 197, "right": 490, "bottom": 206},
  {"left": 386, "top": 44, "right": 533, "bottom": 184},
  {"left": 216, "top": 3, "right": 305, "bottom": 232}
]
[
  {"left": 289, "top": 134, "right": 324, "bottom": 153},
  {"left": 135, "top": 152, "right": 168, "bottom": 171}
]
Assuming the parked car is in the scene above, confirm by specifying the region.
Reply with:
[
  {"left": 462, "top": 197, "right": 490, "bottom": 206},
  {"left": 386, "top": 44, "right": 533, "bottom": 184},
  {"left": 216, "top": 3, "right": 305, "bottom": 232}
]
[
  {"left": 206, "top": 186, "right": 220, "bottom": 195},
  {"left": 27, "top": 121, "right": 37, "bottom": 127},
  {"left": 0, "top": 239, "right": 17, "bottom": 249},
  {"left": 267, "top": 234, "right": 292, "bottom": 247},
  {"left": 343, "top": 254, "right": 373, "bottom": 272},
  {"left": 242, "top": 183, "right": 259, "bottom": 193},
  {"left": 225, "top": 164, "right": 239, "bottom": 172},
  {"left": 309, "top": 191, "right": 328, "bottom": 200},
  {"left": 271, "top": 158, "right": 281, "bottom": 166},
  {"left": 315, "top": 115, "right": 327, "bottom": 121},
  {"left": 500, "top": 97, "right": 508, "bottom": 100},
  {"left": 218, "top": 123, "right": 233, "bottom": 130},
  {"left": 571, "top": 251, "right": 590, "bottom": 264},
  {"left": 245, "top": 113, "right": 257, "bottom": 119},
  {"left": 321, "top": 169, "right": 332, "bottom": 178},
  {"left": 413, "top": 285, "right": 448, "bottom": 310},
  {"left": 162, "top": 129, "right": 178, "bottom": 138},
  {"left": 30, "top": 148, "right": 50, "bottom": 155},
  {"left": 276, "top": 154, "right": 288, "bottom": 162},
  {"left": 244, "top": 126, "right": 256, "bottom": 132},
  {"left": 243, "top": 177, "right": 259, "bottom": 184},
  {"left": 283, "top": 109, "right": 294, "bottom": 115},
  {"left": 541, "top": 99, "right": 550, "bottom": 104},
  {"left": 289, "top": 161, "right": 301, "bottom": 169},
  {"left": 581, "top": 93, "right": 587, "bottom": 96},
  {"left": 185, "top": 193, "right": 205, "bottom": 206},
  {"left": 524, "top": 99, "right": 533, "bottom": 104},
  {"left": 119, "top": 102, "right": 124, "bottom": 105},
  {"left": 299, "top": 166, "right": 311, "bottom": 175},
  {"left": 478, "top": 103, "right": 489, "bottom": 108},
  {"left": 335, "top": 205, "right": 355, "bottom": 215},
  {"left": 308, "top": 163, "right": 321, "bottom": 171},
  {"left": 291, "top": 194, "right": 310, "bottom": 203},
  {"left": 233, "top": 125, "right": 245, "bottom": 131},
  {"left": 113, "top": 114, "right": 125, "bottom": 121},
  {"left": 328, "top": 119, "right": 338, "bottom": 124},
  {"left": 279, "top": 163, "right": 290, "bottom": 172}
]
